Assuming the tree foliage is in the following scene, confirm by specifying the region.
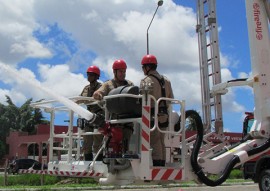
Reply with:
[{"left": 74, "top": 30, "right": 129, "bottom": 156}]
[
  {"left": 3, "top": 96, "right": 47, "bottom": 133},
  {"left": 0, "top": 96, "right": 48, "bottom": 158}
]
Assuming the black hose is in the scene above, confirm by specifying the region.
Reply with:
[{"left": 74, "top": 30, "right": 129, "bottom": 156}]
[
  {"left": 189, "top": 110, "right": 270, "bottom": 186},
  {"left": 193, "top": 156, "right": 240, "bottom": 186},
  {"left": 241, "top": 133, "right": 253, "bottom": 143},
  {"left": 189, "top": 110, "right": 241, "bottom": 187},
  {"left": 247, "top": 138, "right": 270, "bottom": 156}
]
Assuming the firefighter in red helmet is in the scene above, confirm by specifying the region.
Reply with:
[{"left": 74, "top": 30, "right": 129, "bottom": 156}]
[
  {"left": 86, "top": 65, "right": 100, "bottom": 76},
  {"left": 112, "top": 59, "right": 127, "bottom": 70},
  {"left": 93, "top": 59, "right": 132, "bottom": 100},
  {"left": 93, "top": 59, "right": 134, "bottom": 153},
  {"left": 79, "top": 65, "right": 103, "bottom": 161},
  {"left": 140, "top": 54, "right": 174, "bottom": 166}
]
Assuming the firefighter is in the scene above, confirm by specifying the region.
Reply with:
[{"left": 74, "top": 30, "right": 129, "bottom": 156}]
[
  {"left": 80, "top": 65, "right": 103, "bottom": 161},
  {"left": 140, "top": 54, "right": 174, "bottom": 166},
  {"left": 93, "top": 59, "right": 134, "bottom": 153}
]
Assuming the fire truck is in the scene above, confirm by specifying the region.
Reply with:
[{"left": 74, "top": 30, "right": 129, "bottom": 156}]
[
  {"left": 20, "top": 0, "right": 270, "bottom": 190},
  {"left": 241, "top": 111, "right": 270, "bottom": 187}
]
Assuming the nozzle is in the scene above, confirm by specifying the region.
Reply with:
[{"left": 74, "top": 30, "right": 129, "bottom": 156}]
[{"left": 77, "top": 112, "right": 106, "bottom": 130}]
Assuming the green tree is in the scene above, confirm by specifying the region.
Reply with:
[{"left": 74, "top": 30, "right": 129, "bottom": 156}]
[
  {"left": 0, "top": 96, "right": 48, "bottom": 158},
  {"left": 4, "top": 96, "right": 47, "bottom": 133},
  {"left": 4, "top": 96, "right": 21, "bottom": 131},
  {"left": 0, "top": 103, "right": 9, "bottom": 156}
]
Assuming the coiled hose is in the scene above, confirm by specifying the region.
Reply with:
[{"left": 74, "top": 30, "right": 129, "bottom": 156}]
[{"left": 188, "top": 110, "right": 270, "bottom": 187}]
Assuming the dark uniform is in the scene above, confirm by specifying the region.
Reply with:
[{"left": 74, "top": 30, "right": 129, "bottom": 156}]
[{"left": 80, "top": 81, "right": 103, "bottom": 159}]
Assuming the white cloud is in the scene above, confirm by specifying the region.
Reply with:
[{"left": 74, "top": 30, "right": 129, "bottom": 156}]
[
  {"left": 0, "top": 62, "right": 87, "bottom": 105},
  {"left": 0, "top": 0, "right": 247, "bottom": 126},
  {"left": 0, "top": 0, "right": 52, "bottom": 64},
  {"left": 222, "top": 91, "right": 245, "bottom": 113},
  {"left": 0, "top": 62, "right": 38, "bottom": 104},
  {"left": 238, "top": 72, "right": 249, "bottom": 79},
  {"left": 221, "top": 68, "right": 233, "bottom": 82},
  {"left": 38, "top": 64, "right": 87, "bottom": 97},
  {"left": 11, "top": 39, "right": 51, "bottom": 58},
  {"left": 0, "top": 89, "right": 12, "bottom": 104}
]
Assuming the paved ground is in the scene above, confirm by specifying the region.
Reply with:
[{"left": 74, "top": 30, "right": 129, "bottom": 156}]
[
  {"left": 83, "top": 183, "right": 259, "bottom": 191},
  {"left": 0, "top": 182, "right": 259, "bottom": 191}
]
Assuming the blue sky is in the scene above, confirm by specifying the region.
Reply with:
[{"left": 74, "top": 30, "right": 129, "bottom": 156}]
[{"left": 0, "top": 0, "right": 254, "bottom": 133}]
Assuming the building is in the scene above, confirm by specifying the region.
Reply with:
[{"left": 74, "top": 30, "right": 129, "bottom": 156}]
[{"left": 5, "top": 124, "right": 78, "bottom": 163}]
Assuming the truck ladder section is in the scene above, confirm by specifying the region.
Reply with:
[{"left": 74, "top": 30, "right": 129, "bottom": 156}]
[
  {"left": 191, "top": 0, "right": 270, "bottom": 187},
  {"left": 196, "top": 0, "right": 223, "bottom": 135}
]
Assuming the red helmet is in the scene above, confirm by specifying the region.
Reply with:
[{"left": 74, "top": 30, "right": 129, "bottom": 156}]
[
  {"left": 112, "top": 59, "right": 127, "bottom": 70},
  {"left": 141, "top": 54, "right": 158, "bottom": 65},
  {"left": 87, "top": 65, "right": 100, "bottom": 76}
]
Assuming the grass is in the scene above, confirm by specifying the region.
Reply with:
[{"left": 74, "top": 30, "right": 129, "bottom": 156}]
[
  {"left": 207, "top": 169, "right": 245, "bottom": 180},
  {"left": 229, "top": 169, "right": 244, "bottom": 179},
  {"left": 0, "top": 169, "right": 250, "bottom": 190},
  {"left": 0, "top": 174, "right": 98, "bottom": 187}
]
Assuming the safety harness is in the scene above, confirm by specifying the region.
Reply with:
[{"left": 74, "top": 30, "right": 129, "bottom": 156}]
[
  {"left": 149, "top": 74, "right": 167, "bottom": 108},
  {"left": 148, "top": 74, "right": 169, "bottom": 128}
]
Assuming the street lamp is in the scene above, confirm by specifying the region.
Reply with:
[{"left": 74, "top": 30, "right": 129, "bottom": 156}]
[{"left": 146, "top": 0, "right": 163, "bottom": 54}]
